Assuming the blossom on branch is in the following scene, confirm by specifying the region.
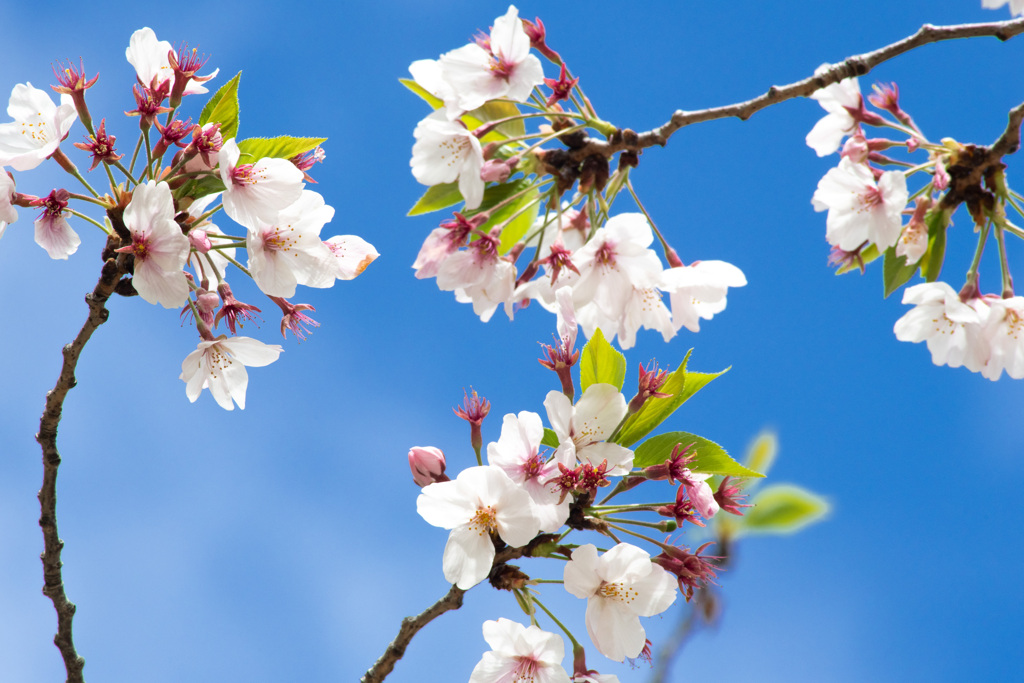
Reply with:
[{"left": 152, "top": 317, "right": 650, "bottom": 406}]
[
  {"left": 661, "top": 260, "right": 747, "bottom": 333},
  {"left": 219, "top": 138, "right": 305, "bottom": 227},
  {"left": 411, "top": 111, "right": 485, "bottom": 210},
  {"left": 805, "top": 65, "right": 862, "bottom": 157},
  {"left": 893, "top": 282, "right": 989, "bottom": 372},
  {"left": 544, "top": 384, "right": 633, "bottom": 476},
  {"left": 0, "top": 83, "right": 78, "bottom": 171},
  {"left": 470, "top": 619, "right": 570, "bottom": 683},
  {"left": 811, "top": 158, "right": 908, "bottom": 251},
  {"left": 119, "top": 181, "right": 190, "bottom": 308},
  {"left": 180, "top": 336, "right": 283, "bottom": 410}
]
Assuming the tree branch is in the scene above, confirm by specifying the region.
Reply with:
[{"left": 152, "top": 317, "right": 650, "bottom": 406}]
[
  {"left": 36, "top": 234, "right": 126, "bottom": 683},
  {"left": 569, "top": 17, "right": 1024, "bottom": 162},
  {"left": 361, "top": 584, "right": 467, "bottom": 683}
]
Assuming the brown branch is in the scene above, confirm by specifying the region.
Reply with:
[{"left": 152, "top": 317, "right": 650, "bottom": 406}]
[
  {"left": 361, "top": 584, "right": 466, "bottom": 683},
  {"left": 36, "top": 234, "right": 126, "bottom": 683},
  {"left": 569, "top": 17, "right": 1024, "bottom": 162}
]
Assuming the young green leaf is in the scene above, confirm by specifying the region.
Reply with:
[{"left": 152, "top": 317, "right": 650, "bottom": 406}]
[
  {"left": 882, "top": 245, "right": 920, "bottom": 298},
  {"left": 542, "top": 428, "right": 560, "bottom": 449},
  {"left": 835, "top": 243, "right": 880, "bottom": 275},
  {"left": 919, "top": 208, "right": 949, "bottom": 282},
  {"left": 633, "top": 431, "right": 764, "bottom": 477},
  {"left": 408, "top": 182, "right": 463, "bottom": 216},
  {"left": 579, "top": 328, "right": 626, "bottom": 393},
  {"left": 399, "top": 78, "right": 443, "bottom": 110},
  {"left": 738, "top": 484, "right": 829, "bottom": 535},
  {"left": 236, "top": 136, "right": 326, "bottom": 162},
  {"left": 199, "top": 71, "right": 241, "bottom": 141},
  {"left": 744, "top": 430, "right": 778, "bottom": 477}
]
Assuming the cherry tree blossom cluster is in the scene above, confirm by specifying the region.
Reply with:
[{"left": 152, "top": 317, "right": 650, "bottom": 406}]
[
  {"left": 806, "top": 58, "right": 1024, "bottom": 379},
  {"left": 406, "top": 5, "right": 746, "bottom": 350},
  {"left": 0, "top": 28, "right": 378, "bottom": 409},
  {"left": 408, "top": 292, "right": 768, "bottom": 682}
]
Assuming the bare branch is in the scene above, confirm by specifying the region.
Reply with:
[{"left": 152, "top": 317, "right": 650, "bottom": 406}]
[
  {"left": 568, "top": 18, "right": 1024, "bottom": 161},
  {"left": 36, "top": 233, "right": 126, "bottom": 683}
]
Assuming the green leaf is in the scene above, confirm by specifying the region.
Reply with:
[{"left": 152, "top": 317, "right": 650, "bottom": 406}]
[
  {"left": 882, "top": 245, "right": 920, "bottom": 298},
  {"left": 496, "top": 188, "right": 540, "bottom": 254},
  {"left": 613, "top": 352, "right": 729, "bottom": 448},
  {"left": 920, "top": 208, "right": 950, "bottom": 282},
  {"left": 579, "top": 328, "right": 626, "bottom": 393},
  {"left": 468, "top": 100, "right": 523, "bottom": 141},
  {"left": 740, "top": 485, "right": 829, "bottom": 535},
  {"left": 178, "top": 175, "right": 227, "bottom": 202},
  {"left": 633, "top": 431, "right": 764, "bottom": 477},
  {"left": 399, "top": 78, "right": 443, "bottom": 110},
  {"left": 408, "top": 182, "right": 463, "bottom": 216},
  {"left": 542, "top": 428, "right": 560, "bottom": 449},
  {"left": 744, "top": 430, "right": 778, "bottom": 476},
  {"left": 834, "top": 243, "right": 880, "bottom": 275},
  {"left": 236, "top": 136, "right": 326, "bottom": 162},
  {"left": 199, "top": 72, "right": 241, "bottom": 141}
]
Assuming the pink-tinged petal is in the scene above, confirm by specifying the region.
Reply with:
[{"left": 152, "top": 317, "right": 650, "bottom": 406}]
[
  {"left": 416, "top": 480, "right": 475, "bottom": 529},
  {"left": 577, "top": 442, "right": 633, "bottom": 476},
  {"left": 597, "top": 543, "right": 653, "bottom": 583},
  {"left": 442, "top": 524, "right": 496, "bottom": 589},
  {"left": 33, "top": 214, "right": 80, "bottom": 260},
  {"left": 584, "top": 598, "right": 645, "bottom": 662},
  {"left": 629, "top": 563, "right": 678, "bottom": 617},
  {"left": 133, "top": 262, "right": 188, "bottom": 308},
  {"left": 323, "top": 235, "right": 379, "bottom": 280},
  {"left": 573, "top": 383, "right": 627, "bottom": 444}
]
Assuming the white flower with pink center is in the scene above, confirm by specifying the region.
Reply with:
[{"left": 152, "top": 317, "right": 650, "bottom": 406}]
[
  {"left": 437, "top": 232, "right": 515, "bottom": 321},
  {"left": 126, "top": 28, "right": 217, "bottom": 94},
  {"left": 0, "top": 83, "right": 78, "bottom": 171},
  {"left": 812, "top": 157, "right": 909, "bottom": 251},
  {"left": 436, "top": 5, "right": 544, "bottom": 117},
  {"left": 894, "top": 282, "right": 990, "bottom": 372},
  {"left": 487, "top": 411, "right": 569, "bottom": 532},
  {"left": 563, "top": 543, "right": 677, "bottom": 662},
  {"left": 180, "top": 336, "right": 283, "bottom": 411},
  {"left": 981, "top": 296, "right": 1024, "bottom": 380},
  {"left": 322, "top": 234, "right": 379, "bottom": 280},
  {"left": 544, "top": 384, "right": 633, "bottom": 476},
  {"left": 184, "top": 192, "right": 235, "bottom": 286},
  {"left": 417, "top": 465, "right": 542, "bottom": 589},
  {"left": 245, "top": 190, "right": 336, "bottom": 298},
  {"left": 805, "top": 65, "right": 862, "bottom": 157},
  {"left": 218, "top": 138, "right": 305, "bottom": 227},
  {"left": 661, "top": 260, "right": 747, "bottom": 333},
  {"left": 411, "top": 110, "right": 485, "bottom": 210},
  {"left": 120, "top": 181, "right": 190, "bottom": 308},
  {"left": 470, "top": 619, "right": 570, "bottom": 683},
  {"left": 895, "top": 219, "right": 928, "bottom": 265},
  {"left": 33, "top": 191, "right": 80, "bottom": 260},
  {"left": 570, "top": 213, "right": 664, "bottom": 320}
]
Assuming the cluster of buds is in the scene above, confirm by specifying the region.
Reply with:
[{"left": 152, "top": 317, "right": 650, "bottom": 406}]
[
  {"left": 406, "top": 5, "right": 746, "bottom": 350},
  {"left": 806, "top": 66, "right": 1024, "bottom": 380},
  {"left": 408, "top": 290, "right": 756, "bottom": 681},
  {"left": 0, "top": 28, "right": 379, "bottom": 409}
]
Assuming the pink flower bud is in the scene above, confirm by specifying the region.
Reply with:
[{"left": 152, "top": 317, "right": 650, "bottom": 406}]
[
  {"left": 188, "top": 228, "right": 212, "bottom": 253},
  {"left": 480, "top": 159, "right": 513, "bottom": 183},
  {"left": 841, "top": 134, "right": 869, "bottom": 164},
  {"left": 408, "top": 446, "right": 449, "bottom": 487}
]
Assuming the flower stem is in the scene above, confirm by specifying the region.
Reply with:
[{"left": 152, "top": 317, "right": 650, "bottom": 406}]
[{"left": 532, "top": 596, "right": 581, "bottom": 650}]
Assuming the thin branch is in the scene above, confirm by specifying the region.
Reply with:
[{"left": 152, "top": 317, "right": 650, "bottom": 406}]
[
  {"left": 361, "top": 584, "right": 466, "bottom": 683},
  {"left": 36, "top": 233, "right": 126, "bottom": 683},
  {"left": 569, "top": 18, "right": 1024, "bottom": 161}
]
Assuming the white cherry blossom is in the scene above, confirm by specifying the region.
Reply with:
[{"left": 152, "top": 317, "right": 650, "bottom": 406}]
[
  {"left": 126, "top": 27, "right": 217, "bottom": 94},
  {"left": 980, "top": 296, "right": 1024, "bottom": 380},
  {"left": 34, "top": 200, "right": 80, "bottom": 260},
  {"left": 411, "top": 110, "right": 485, "bottom": 210},
  {"left": 245, "top": 190, "right": 336, "bottom": 298},
  {"left": 470, "top": 619, "right": 570, "bottom": 683},
  {"left": 894, "top": 282, "right": 989, "bottom": 372},
  {"left": 437, "top": 233, "right": 515, "bottom": 321},
  {"left": 812, "top": 158, "right": 908, "bottom": 251},
  {"left": 563, "top": 543, "right": 677, "bottom": 662},
  {"left": 322, "top": 234, "right": 379, "bottom": 281},
  {"left": 0, "top": 83, "right": 77, "bottom": 171},
  {"left": 417, "top": 465, "right": 541, "bottom": 589},
  {"left": 661, "top": 260, "right": 747, "bottom": 333},
  {"left": 436, "top": 5, "right": 544, "bottom": 117},
  {"left": 180, "top": 336, "right": 283, "bottom": 411},
  {"left": 486, "top": 411, "right": 569, "bottom": 532},
  {"left": 121, "top": 181, "right": 190, "bottom": 308},
  {"left": 805, "top": 65, "right": 862, "bottom": 157},
  {"left": 218, "top": 138, "right": 305, "bottom": 227},
  {"left": 544, "top": 384, "right": 633, "bottom": 475}
]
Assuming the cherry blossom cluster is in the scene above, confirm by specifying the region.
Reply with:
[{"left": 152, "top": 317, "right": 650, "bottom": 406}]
[
  {"left": 409, "top": 294, "right": 758, "bottom": 681},
  {"left": 0, "top": 28, "right": 377, "bottom": 409},
  {"left": 806, "top": 67, "right": 1024, "bottom": 379},
  {"left": 406, "top": 5, "right": 746, "bottom": 349}
]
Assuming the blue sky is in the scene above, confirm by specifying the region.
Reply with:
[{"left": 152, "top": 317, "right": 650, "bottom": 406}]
[{"left": 1, "top": 1, "right": 1023, "bottom": 681}]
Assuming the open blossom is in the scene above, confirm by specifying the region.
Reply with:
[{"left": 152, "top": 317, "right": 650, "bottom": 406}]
[
  {"left": 120, "top": 181, "right": 190, "bottom": 308},
  {"left": 411, "top": 110, "right": 485, "bottom": 210},
  {"left": 487, "top": 411, "right": 569, "bottom": 532},
  {"left": 180, "top": 336, "right": 283, "bottom": 410},
  {"left": 0, "top": 83, "right": 78, "bottom": 171},
  {"left": 470, "top": 619, "right": 570, "bottom": 683},
  {"left": 544, "top": 384, "right": 633, "bottom": 476},
  {"left": 564, "top": 543, "right": 677, "bottom": 662},
  {"left": 33, "top": 190, "right": 81, "bottom": 260},
  {"left": 661, "top": 260, "right": 747, "bottom": 333},
  {"left": 322, "top": 234, "right": 379, "bottom": 280},
  {"left": 437, "top": 232, "right": 516, "bottom": 322},
  {"left": 219, "top": 138, "right": 305, "bottom": 227},
  {"left": 894, "top": 282, "right": 989, "bottom": 372},
  {"left": 982, "top": 0, "right": 1024, "bottom": 16},
  {"left": 126, "top": 28, "right": 217, "bottom": 95},
  {"left": 805, "top": 65, "right": 862, "bottom": 157},
  {"left": 245, "top": 190, "right": 336, "bottom": 298},
  {"left": 812, "top": 157, "right": 909, "bottom": 251},
  {"left": 980, "top": 296, "right": 1024, "bottom": 380},
  {"left": 417, "top": 465, "right": 541, "bottom": 589},
  {"left": 434, "top": 5, "right": 544, "bottom": 117}
]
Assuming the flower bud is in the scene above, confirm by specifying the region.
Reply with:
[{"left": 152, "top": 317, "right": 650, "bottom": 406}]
[{"left": 408, "top": 446, "right": 449, "bottom": 487}]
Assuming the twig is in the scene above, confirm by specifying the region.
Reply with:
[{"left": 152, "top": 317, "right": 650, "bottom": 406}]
[
  {"left": 568, "top": 18, "right": 1024, "bottom": 162},
  {"left": 36, "top": 233, "right": 126, "bottom": 683},
  {"left": 361, "top": 584, "right": 467, "bottom": 683}
]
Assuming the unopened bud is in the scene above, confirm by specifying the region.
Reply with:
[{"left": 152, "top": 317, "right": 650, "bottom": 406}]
[{"left": 408, "top": 446, "right": 449, "bottom": 487}]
